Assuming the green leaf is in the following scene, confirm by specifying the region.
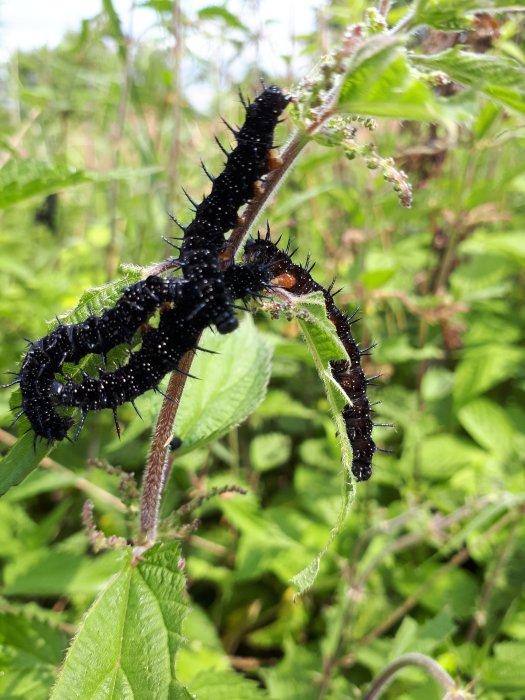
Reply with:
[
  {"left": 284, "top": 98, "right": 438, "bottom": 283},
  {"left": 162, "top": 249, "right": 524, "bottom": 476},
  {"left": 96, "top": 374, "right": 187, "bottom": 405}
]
[
  {"left": 50, "top": 543, "right": 192, "bottom": 700},
  {"left": 454, "top": 345, "right": 524, "bottom": 405},
  {"left": 249, "top": 432, "right": 292, "bottom": 472},
  {"left": 138, "top": 0, "right": 173, "bottom": 12},
  {"left": 414, "top": 0, "right": 480, "bottom": 30},
  {"left": 414, "top": 48, "right": 525, "bottom": 115},
  {"left": 481, "top": 641, "right": 525, "bottom": 694},
  {"left": 197, "top": 6, "right": 247, "bottom": 31},
  {"left": 261, "top": 641, "right": 323, "bottom": 700},
  {"left": 462, "top": 230, "right": 525, "bottom": 267},
  {"left": 0, "top": 160, "right": 162, "bottom": 209},
  {"left": 102, "top": 0, "right": 127, "bottom": 62},
  {"left": 337, "top": 35, "right": 466, "bottom": 123},
  {"left": 418, "top": 433, "right": 488, "bottom": 479},
  {"left": 413, "top": 0, "right": 519, "bottom": 30},
  {"left": 173, "top": 315, "right": 272, "bottom": 454},
  {"left": 58, "top": 267, "right": 144, "bottom": 324},
  {"left": 259, "top": 292, "right": 355, "bottom": 594},
  {"left": 0, "top": 160, "right": 94, "bottom": 209},
  {"left": 188, "top": 670, "right": 268, "bottom": 699},
  {"left": 3, "top": 542, "right": 122, "bottom": 597},
  {"left": 0, "top": 431, "right": 53, "bottom": 498},
  {"left": 457, "top": 397, "right": 516, "bottom": 456},
  {"left": 0, "top": 611, "right": 67, "bottom": 700}
]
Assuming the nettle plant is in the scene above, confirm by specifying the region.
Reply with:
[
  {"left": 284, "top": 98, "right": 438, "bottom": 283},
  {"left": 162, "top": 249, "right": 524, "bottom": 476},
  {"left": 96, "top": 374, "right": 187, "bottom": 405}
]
[{"left": 1, "top": 2, "right": 523, "bottom": 698}]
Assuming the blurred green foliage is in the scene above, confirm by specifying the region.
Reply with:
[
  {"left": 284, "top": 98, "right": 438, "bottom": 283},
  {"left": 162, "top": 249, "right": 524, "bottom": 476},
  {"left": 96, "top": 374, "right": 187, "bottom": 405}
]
[{"left": 0, "top": 1, "right": 525, "bottom": 698}]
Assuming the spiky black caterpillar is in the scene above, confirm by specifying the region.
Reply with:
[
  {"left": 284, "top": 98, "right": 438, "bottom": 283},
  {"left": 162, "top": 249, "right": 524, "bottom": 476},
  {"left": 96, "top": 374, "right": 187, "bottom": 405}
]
[
  {"left": 5, "top": 85, "right": 289, "bottom": 443},
  {"left": 9, "top": 276, "right": 185, "bottom": 442},
  {"left": 242, "top": 231, "right": 383, "bottom": 482},
  {"left": 51, "top": 262, "right": 270, "bottom": 428},
  {"left": 174, "top": 84, "right": 291, "bottom": 334}
]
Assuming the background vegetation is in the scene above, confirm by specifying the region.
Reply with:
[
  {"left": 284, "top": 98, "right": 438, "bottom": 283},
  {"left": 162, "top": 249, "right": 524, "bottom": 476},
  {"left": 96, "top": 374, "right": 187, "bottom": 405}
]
[{"left": 0, "top": 1, "right": 525, "bottom": 698}]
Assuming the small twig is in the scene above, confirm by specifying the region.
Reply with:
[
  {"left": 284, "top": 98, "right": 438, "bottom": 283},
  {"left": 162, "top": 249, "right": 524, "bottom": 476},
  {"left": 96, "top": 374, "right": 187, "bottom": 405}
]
[
  {"left": 82, "top": 500, "right": 128, "bottom": 552},
  {"left": 364, "top": 653, "right": 456, "bottom": 700}
]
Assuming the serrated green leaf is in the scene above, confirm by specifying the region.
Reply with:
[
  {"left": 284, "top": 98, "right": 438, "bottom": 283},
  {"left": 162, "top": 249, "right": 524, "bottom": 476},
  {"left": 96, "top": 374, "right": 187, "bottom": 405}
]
[
  {"left": 0, "top": 160, "right": 162, "bottom": 209},
  {"left": 337, "top": 34, "right": 466, "bottom": 124},
  {"left": 173, "top": 315, "right": 272, "bottom": 454},
  {"left": 58, "top": 268, "right": 144, "bottom": 325},
  {"left": 454, "top": 345, "right": 524, "bottom": 405},
  {"left": 188, "top": 670, "right": 268, "bottom": 699},
  {"left": 0, "top": 161, "right": 94, "bottom": 209},
  {"left": 0, "top": 611, "right": 67, "bottom": 700},
  {"left": 414, "top": 48, "right": 525, "bottom": 115},
  {"left": 258, "top": 292, "right": 355, "bottom": 594},
  {"left": 50, "top": 543, "right": 192, "bottom": 700}
]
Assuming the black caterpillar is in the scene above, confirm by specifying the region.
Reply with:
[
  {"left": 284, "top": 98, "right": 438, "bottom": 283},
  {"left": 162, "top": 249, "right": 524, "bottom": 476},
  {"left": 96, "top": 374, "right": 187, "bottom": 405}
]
[
  {"left": 242, "top": 230, "right": 385, "bottom": 482},
  {"left": 4, "top": 84, "right": 383, "bottom": 483},
  {"left": 4, "top": 86, "right": 290, "bottom": 443}
]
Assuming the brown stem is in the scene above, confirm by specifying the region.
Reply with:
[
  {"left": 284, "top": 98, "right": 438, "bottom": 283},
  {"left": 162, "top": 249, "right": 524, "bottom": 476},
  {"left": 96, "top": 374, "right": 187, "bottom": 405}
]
[
  {"left": 138, "top": 350, "right": 193, "bottom": 544},
  {"left": 224, "top": 130, "right": 309, "bottom": 257}
]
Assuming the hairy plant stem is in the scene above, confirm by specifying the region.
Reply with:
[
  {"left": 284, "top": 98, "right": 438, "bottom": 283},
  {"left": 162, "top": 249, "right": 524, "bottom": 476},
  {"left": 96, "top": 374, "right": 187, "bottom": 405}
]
[
  {"left": 363, "top": 653, "right": 456, "bottom": 700},
  {"left": 138, "top": 351, "right": 193, "bottom": 545}
]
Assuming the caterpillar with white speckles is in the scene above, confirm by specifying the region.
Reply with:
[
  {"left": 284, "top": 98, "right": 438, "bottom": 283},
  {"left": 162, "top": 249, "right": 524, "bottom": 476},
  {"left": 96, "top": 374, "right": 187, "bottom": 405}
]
[{"left": 3, "top": 85, "right": 290, "bottom": 443}]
